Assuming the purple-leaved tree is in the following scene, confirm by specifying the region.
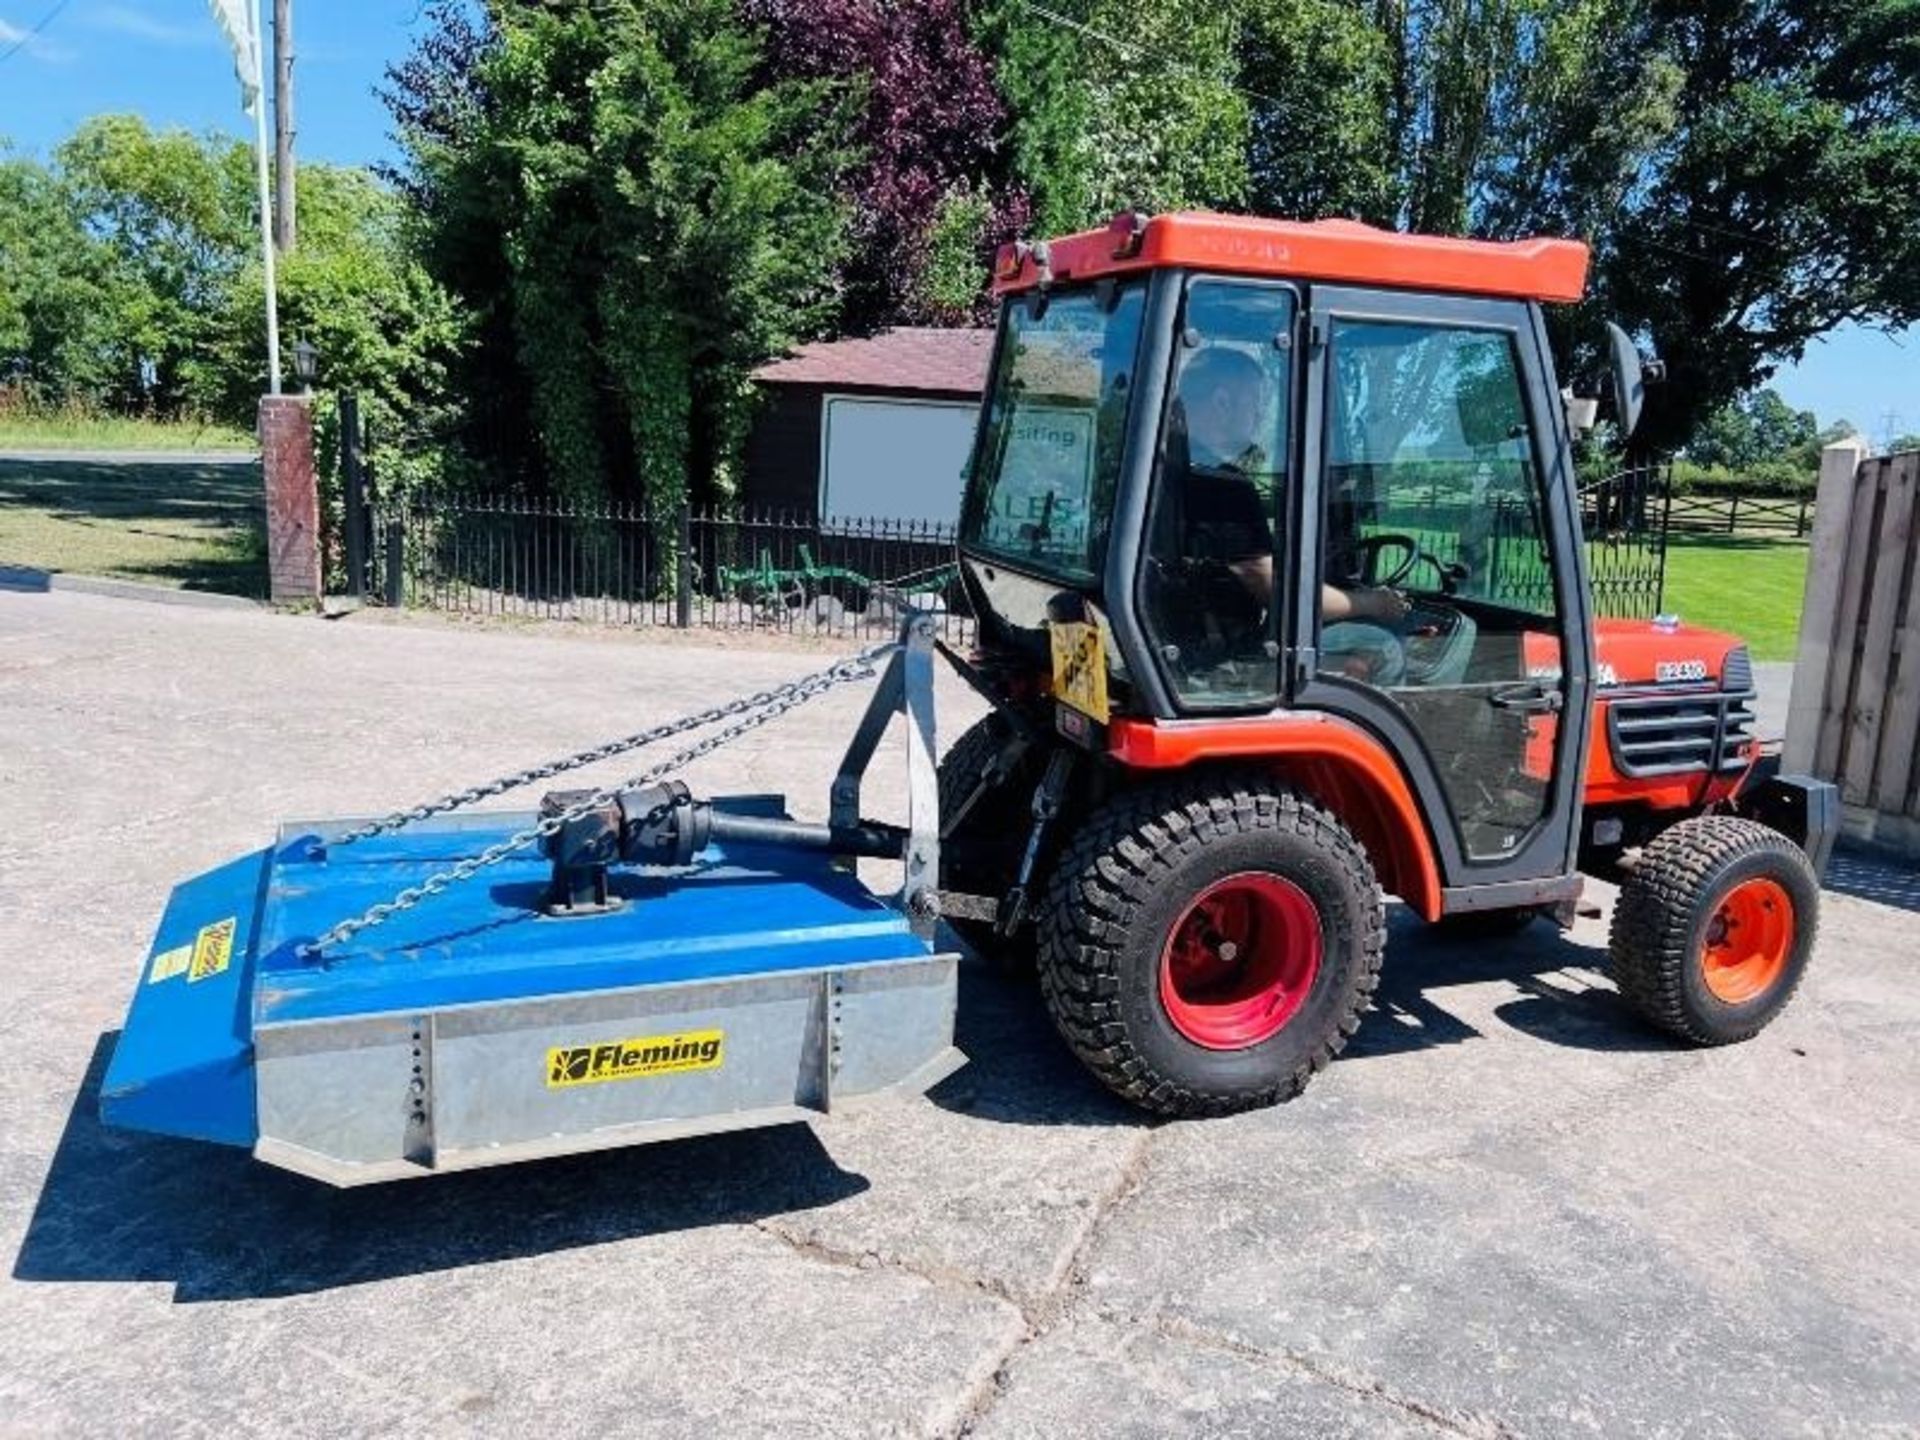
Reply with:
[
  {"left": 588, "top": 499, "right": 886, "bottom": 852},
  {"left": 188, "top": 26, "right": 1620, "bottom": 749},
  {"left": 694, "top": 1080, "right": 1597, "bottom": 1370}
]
[{"left": 747, "top": 0, "right": 1027, "bottom": 330}]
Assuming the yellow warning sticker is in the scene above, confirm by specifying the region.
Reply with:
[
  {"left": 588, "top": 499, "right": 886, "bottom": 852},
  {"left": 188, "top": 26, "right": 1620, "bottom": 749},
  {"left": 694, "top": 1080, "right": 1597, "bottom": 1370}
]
[
  {"left": 147, "top": 944, "right": 192, "bottom": 984},
  {"left": 547, "top": 1030, "right": 724, "bottom": 1088},
  {"left": 186, "top": 917, "right": 237, "bottom": 983},
  {"left": 1050, "top": 618, "right": 1110, "bottom": 724}
]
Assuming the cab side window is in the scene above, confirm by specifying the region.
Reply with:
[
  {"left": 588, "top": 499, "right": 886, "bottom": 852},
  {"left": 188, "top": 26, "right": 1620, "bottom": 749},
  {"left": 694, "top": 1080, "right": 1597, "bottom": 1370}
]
[
  {"left": 1315, "top": 318, "right": 1564, "bottom": 861},
  {"left": 1139, "top": 281, "right": 1297, "bottom": 709}
]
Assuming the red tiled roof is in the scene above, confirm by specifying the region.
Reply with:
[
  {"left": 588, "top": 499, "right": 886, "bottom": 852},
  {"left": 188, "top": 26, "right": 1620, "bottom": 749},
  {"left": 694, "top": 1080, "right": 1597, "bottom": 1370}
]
[{"left": 754, "top": 326, "right": 993, "bottom": 395}]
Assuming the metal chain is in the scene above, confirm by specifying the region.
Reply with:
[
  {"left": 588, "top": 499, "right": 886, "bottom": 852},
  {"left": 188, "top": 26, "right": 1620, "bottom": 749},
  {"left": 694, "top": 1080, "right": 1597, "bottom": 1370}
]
[
  {"left": 332, "top": 640, "right": 897, "bottom": 846},
  {"left": 305, "top": 639, "right": 898, "bottom": 957}
]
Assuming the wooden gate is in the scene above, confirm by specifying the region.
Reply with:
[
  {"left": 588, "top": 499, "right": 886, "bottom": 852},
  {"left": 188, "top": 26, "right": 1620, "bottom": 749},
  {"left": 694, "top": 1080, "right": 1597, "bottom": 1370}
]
[{"left": 1785, "top": 442, "right": 1920, "bottom": 855}]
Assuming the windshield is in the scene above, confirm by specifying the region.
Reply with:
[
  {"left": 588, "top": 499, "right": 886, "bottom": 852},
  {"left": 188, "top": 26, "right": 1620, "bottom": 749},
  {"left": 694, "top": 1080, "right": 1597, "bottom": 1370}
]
[{"left": 960, "top": 282, "right": 1147, "bottom": 581}]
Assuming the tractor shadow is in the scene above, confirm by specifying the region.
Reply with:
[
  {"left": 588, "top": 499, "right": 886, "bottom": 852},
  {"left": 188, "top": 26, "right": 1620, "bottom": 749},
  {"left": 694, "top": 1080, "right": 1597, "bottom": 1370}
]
[
  {"left": 12, "top": 1033, "right": 869, "bottom": 1304},
  {"left": 928, "top": 955, "right": 1148, "bottom": 1129},
  {"left": 1352, "top": 910, "right": 1683, "bottom": 1059},
  {"left": 929, "top": 910, "right": 1679, "bottom": 1131}
]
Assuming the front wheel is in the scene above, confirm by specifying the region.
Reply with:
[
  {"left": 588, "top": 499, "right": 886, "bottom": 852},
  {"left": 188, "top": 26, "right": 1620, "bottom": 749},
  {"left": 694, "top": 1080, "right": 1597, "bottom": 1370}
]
[
  {"left": 1035, "top": 776, "right": 1385, "bottom": 1116},
  {"left": 1609, "top": 816, "right": 1819, "bottom": 1045}
]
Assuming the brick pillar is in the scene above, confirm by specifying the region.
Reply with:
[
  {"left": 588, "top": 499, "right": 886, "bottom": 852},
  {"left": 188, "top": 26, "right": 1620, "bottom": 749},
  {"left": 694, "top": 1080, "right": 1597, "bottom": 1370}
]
[{"left": 259, "top": 394, "right": 321, "bottom": 602}]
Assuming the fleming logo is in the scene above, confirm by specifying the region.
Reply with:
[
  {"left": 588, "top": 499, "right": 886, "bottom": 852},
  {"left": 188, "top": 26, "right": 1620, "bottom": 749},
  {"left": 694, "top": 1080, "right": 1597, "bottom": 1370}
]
[{"left": 546, "top": 1030, "right": 724, "bottom": 1088}]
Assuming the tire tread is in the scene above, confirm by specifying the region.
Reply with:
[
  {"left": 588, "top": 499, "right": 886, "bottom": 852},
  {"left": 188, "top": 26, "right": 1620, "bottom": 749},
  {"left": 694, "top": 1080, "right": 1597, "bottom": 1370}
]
[
  {"left": 1609, "top": 815, "right": 1818, "bottom": 1045},
  {"left": 1035, "top": 774, "right": 1385, "bottom": 1117}
]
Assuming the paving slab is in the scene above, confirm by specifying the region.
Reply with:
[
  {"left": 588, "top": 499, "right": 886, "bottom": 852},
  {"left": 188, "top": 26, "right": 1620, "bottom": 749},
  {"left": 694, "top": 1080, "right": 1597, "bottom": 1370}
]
[
  {"left": 760, "top": 959, "right": 1152, "bottom": 1308},
  {"left": 972, "top": 1314, "right": 1449, "bottom": 1439}
]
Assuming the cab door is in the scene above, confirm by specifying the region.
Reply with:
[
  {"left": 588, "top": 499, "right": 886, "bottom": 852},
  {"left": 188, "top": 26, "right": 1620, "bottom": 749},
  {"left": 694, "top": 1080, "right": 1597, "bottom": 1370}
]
[{"left": 1291, "top": 286, "right": 1593, "bottom": 897}]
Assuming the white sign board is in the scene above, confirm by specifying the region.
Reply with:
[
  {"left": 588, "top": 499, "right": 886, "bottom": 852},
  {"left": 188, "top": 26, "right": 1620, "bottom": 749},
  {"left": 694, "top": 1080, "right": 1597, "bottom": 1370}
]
[{"left": 820, "top": 395, "right": 977, "bottom": 525}]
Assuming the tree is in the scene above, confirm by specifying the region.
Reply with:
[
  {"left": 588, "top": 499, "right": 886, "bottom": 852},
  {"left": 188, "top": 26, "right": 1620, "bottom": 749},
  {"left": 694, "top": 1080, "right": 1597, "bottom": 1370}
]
[
  {"left": 983, "top": 0, "right": 1249, "bottom": 236},
  {"left": 746, "top": 0, "right": 1027, "bottom": 330},
  {"left": 0, "top": 116, "right": 462, "bottom": 437},
  {"left": 1686, "top": 387, "right": 1818, "bottom": 468},
  {"left": 1229, "top": 0, "right": 1920, "bottom": 453},
  {"left": 52, "top": 116, "right": 256, "bottom": 412},
  {"left": 385, "top": 0, "right": 851, "bottom": 511},
  {"left": 1597, "top": 0, "right": 1920, "bottom": 450},
  {"left": 1238, "top": 1, "right": 1396, "bottom": 224},
  {"left": 201, "top": 167, "right": 467, "bottom": 439},
  {"left": 0, "top": 152, "right": 123, "bottom": 404}
]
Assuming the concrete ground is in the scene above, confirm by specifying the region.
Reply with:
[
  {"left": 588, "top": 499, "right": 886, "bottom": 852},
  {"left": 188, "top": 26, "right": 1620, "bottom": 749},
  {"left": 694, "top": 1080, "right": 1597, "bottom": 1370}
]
[{"left": 1, "top": 591, "right": 1915, "bottom": 1439}]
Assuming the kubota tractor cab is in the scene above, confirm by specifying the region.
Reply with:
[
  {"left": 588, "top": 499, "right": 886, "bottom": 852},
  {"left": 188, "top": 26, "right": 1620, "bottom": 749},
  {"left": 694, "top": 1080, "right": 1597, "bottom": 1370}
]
[{"left": 940, "top": 211, "right": 1837, "bottom": 1115}]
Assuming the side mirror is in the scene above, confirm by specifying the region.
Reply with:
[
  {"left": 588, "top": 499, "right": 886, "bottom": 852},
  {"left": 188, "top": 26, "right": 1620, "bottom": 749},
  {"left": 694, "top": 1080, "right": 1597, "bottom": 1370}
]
[{"left": 1605, "top": 321, "right": 1661, "bottom": 441}]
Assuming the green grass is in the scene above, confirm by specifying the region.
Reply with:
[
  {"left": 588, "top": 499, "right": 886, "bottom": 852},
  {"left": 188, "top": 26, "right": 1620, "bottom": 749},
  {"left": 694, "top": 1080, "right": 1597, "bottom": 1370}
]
[
  {"left": 0, "top": 456, "right": 267, "bottom": 596},
  {"left": 1660, "top": 533, "right": 1809, "bottom": 661},
  {"left": 0, "top": 411, "right": 255, "bottom": 453}
]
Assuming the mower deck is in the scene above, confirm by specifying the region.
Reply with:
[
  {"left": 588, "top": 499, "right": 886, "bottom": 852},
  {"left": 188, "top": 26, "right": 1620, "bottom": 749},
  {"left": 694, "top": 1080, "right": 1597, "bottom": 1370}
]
[{"left": 103, "top": 797, "right": 962, "bottom": 1186}]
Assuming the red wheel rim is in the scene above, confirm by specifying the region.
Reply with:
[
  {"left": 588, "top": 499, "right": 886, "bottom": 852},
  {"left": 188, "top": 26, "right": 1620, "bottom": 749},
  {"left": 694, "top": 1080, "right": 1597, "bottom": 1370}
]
[
  {"left": 1158, "top": 872, "right": 1322, "bottom": 1050},
  {"left": 1700, "top": 876, "right": 1794, "bottom": 1004}
]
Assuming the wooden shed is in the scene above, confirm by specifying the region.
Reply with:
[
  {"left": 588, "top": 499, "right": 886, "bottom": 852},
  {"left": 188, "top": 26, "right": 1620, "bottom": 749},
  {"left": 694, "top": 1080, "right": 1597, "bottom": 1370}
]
[{"left": 744, "top": 327, "right": 992, "bottom": 525}]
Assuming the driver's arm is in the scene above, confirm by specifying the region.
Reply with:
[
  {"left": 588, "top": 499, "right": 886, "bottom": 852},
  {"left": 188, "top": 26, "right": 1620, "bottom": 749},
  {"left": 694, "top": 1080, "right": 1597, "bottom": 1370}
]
[
  {"left": 1324, "top": 584, "right": 1410, "bottom": 623},
  {"left": 1228, "top": 556, "right": 1409, "bottom": 623},
  {"left": 1229, "top": 553, "right": 1273, "bottom": 605}
]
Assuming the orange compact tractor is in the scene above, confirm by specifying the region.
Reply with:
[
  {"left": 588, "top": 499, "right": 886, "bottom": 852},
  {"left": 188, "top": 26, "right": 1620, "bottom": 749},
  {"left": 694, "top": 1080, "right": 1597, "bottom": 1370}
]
[
  {"left": 939, "top": 210, "right": 1836, "bottom": 1115},
  {"left": 102, "top": 211, "right": 1839, "bottom": 1183}
]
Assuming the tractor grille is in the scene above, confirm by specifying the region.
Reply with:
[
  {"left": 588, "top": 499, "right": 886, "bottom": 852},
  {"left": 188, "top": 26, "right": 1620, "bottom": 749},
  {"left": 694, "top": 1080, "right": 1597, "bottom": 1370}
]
[
  {"left": 1607, "top": 663, "right": 1757, "bottom": 777},
  {"left": 1722, "top": 643, "right": 1755, "bottom": 695}
]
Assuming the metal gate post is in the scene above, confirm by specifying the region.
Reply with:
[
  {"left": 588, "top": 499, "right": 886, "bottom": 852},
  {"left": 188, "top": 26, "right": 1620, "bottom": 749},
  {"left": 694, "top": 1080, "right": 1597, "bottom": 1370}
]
[
  {"left": 385, "top": 514, "right": 405, "bottom": 608},
  {"left": 340, "top": 392, "right": 367, "bottom": 599},
  {"left": 1655, "top": 462, "right": 1673, "bottom": 614},
  {"left": 676, "top": 499, "right": 693, "bottom": 628}
]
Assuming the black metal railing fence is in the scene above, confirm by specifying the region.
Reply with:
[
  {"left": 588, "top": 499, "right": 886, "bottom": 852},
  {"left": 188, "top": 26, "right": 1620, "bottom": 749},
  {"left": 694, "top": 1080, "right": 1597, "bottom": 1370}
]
[{"left": 361, "top": 492, "right": 974, "bottom": 641}]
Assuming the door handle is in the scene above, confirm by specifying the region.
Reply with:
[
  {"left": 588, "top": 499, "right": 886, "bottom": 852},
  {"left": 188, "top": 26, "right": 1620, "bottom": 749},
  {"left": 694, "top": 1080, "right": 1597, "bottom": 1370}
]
[{"left": 1488, "top": 682, "right": 1564, "bottom": 714}]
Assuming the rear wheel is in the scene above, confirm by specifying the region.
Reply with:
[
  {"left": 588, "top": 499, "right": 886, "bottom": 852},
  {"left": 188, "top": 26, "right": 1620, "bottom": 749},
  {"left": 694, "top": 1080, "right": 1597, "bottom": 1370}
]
[
  {"left": 1036, "top": 776, "right": 1385, "bottom": 1116},
  {"left": 937, "top": 715, "right": 1041, "bottom": 961},
  {"left": 1609, "top": 816, "right": 1818, "bottom": 1045}
]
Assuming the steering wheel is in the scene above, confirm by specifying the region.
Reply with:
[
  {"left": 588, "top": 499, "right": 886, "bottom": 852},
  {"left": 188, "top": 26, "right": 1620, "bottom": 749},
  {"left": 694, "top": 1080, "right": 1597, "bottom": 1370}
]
[{"left": 1352, "top": 533, "right": 1466, "bottom": 593}]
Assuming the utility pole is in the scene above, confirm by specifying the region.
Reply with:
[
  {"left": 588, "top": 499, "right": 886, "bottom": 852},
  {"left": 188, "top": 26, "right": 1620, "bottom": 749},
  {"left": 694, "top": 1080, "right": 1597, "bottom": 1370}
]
[{"left": 272, "top": 0, "right": 295, "bottom": 251}]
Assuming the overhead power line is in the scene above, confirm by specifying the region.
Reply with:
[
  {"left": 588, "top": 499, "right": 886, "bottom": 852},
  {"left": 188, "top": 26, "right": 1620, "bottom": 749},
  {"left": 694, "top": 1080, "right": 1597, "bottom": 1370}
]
[
  {"left": 1007, "top": 0, "right": 1292, "bottom": 112},
  {"left": 0, "top": 0, "right": 76, "bottom": 65}
]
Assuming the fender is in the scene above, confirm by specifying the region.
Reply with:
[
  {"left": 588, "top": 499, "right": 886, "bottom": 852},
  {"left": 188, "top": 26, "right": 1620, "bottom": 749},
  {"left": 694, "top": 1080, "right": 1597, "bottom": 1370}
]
[{"left": 1108, "top": 712, "right": 1445, "bottom": 921}]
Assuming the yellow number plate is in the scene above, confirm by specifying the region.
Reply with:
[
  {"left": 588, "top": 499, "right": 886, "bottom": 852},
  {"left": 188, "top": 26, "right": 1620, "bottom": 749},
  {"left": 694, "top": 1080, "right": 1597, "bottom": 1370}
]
[{"left": 1050, "top": 619, "right": 1110, "bottom": 724}]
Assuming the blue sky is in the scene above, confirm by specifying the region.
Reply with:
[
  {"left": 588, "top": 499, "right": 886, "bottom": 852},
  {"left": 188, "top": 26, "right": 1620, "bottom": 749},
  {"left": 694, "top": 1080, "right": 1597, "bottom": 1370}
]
[
  {"left": 1, "top": 0, "right": 1914, "bottom": 439},
  {"left": 0, "top": 1, "right": 426, "bottom": 167}
]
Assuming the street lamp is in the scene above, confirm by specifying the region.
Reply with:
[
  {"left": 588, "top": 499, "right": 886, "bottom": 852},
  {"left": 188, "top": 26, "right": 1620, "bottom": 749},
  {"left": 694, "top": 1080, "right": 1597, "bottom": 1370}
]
[{"left": 292, "top": 339, "right": 318, "bottom": 393}]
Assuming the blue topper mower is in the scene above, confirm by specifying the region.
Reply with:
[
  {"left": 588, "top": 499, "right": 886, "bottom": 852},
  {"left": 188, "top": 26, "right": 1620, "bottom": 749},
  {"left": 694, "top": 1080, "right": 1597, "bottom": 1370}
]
[{"left": 102, "top": 617, "right": 962, "bottom": 1185}]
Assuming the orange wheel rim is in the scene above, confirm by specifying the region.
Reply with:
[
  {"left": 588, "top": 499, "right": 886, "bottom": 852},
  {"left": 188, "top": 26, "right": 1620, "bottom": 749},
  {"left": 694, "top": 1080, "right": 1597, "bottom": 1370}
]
[{"left": 1699, "top": 877, "right": 1794, "bottom": 1004}]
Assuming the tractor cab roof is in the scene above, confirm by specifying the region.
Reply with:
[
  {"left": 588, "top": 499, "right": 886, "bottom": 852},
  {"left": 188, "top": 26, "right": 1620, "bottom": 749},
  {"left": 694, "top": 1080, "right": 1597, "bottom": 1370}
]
[{"left": 992, "top": 211, "right": 1590, "bottom": 304}]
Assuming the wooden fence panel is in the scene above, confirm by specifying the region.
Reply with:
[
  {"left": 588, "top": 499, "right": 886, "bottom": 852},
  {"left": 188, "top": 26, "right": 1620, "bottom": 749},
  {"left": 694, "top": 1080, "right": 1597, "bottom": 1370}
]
[
  {"left": 1876, "top": 453, "right": 1920, "bottom": 816},
  {"left": 1788, "top": 443, "right": 1920, "bottom": 855},
  {"left": 1813, "top": 457, "right": 1883, "bottom": 779},
  {"left": 1785, "top": 439, "right": 1870, "bottom": 773},
  {"left": 1842, "top": 453, "right": 1917, "bottom": 804}
]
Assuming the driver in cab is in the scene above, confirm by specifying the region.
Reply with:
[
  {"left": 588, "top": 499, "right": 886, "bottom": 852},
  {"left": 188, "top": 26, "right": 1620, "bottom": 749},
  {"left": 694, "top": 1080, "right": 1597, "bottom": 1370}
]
[{"left": 1173, "top": 346, "right": 1410, "bottom": 680}]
